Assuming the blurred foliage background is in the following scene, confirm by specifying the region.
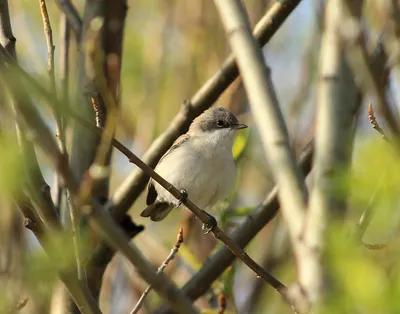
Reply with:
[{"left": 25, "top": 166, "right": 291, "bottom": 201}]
[{"left": 2, "top": 0, "right": 400, "bottom": 313}]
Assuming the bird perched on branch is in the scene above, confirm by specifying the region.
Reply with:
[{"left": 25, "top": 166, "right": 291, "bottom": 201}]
[{"left": 141, "top": 106, "right": 247, "bottom": 232}]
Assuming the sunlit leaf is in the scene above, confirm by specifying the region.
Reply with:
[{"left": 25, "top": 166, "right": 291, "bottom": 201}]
[{"left": 232, "top": 127, "right": 249, "bottom": 160}]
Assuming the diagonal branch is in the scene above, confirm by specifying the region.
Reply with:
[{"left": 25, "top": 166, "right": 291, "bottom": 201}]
[{"left": 54, "top": 0, "right": 82, "bottom": 41}]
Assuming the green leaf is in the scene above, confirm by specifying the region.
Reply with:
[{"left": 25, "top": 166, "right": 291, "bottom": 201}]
[{"left": 232, "top": 128, "right": 249, "bottom": 160}]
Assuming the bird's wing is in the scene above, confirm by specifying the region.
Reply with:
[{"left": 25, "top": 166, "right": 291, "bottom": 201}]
[
  {"left": 145, "top": 133, "right": 191, "bottom": 205},
  {"left": 159, "top": 133, "right": 191, "bottom": 163}
]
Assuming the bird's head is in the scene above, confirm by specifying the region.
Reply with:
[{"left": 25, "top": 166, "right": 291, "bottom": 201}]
[{"left": 189, "top": 107, "right": 247, "bottom": 144}]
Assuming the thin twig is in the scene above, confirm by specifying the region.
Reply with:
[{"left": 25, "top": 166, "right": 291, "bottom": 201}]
[
  {"left": 39, "top": 0, "right": 67, "bottom": 206},
  {"left": 39, "top": 0, "right": 86, "bottom": 285},
  {"left": 39, "top": 0, "right": 56, "bottom": 93},
  {"left": 130, "top": 228, "right": 184, "bottom": 314},
  {"left": 368, "top": 103, "right": 390, "bottom": 142}
]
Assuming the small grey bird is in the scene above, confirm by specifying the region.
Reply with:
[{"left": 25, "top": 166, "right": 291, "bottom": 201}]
[{"left": 140, "top": 106, "right": 247, "bottom": 229}]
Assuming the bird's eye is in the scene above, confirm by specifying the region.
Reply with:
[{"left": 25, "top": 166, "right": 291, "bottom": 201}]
[{"left": 216, "top": 120, "right": 225, "bottom": 128}]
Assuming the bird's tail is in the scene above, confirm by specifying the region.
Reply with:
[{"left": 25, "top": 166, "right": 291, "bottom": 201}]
[{"left": 140, "top": 202, "right": 174, "bottom": 221}]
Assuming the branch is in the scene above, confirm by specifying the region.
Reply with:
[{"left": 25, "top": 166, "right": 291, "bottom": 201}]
[
  {"left": 0, "top": 0, "right": 58, "bottom": 234},
  {"left": 130, "top": 228, "right": 184, "bottom": 314},
  {"left": 54, "top": 0, "right": 82, "bottom": 41},
  {"left": 213, "top": 0, "right": 309, "bottom": 309},
  {"left": 305, "top": 0, "right": 360, "bottom": 306},
  {"left": 110, "top": 0, "right": 304, "bottom": 221},
  {"left": 0, "top": 0, "right": 15, "bottom": 56},
  {"left": 39, "top": 0, "right": 56, "bottom": 92}
]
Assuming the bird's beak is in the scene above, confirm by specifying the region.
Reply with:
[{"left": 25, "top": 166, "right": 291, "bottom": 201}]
[{"left": 231, "top": 123, "right": 248, "bottom": 130}]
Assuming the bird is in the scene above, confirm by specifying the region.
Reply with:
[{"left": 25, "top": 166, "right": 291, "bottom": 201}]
[{"left": 140, "top": 106, "right": 247, "bottom": 232}]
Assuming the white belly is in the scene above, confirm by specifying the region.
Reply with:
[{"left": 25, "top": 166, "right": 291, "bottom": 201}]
[{"left": 154, "top": 141, "right": 236, "bottom": 210}]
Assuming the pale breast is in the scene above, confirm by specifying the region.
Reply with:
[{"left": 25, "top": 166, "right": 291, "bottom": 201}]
[{"left": 154, "top": 138, "right": 236, "bottom": 209}]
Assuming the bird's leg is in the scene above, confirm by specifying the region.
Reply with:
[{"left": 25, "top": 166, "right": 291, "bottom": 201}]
[
  {"left": 201, "top": 210, "right": 217, "bottom": 235},
  {"left": 178, "top": 189, "right": 188, "bottom": 206}
]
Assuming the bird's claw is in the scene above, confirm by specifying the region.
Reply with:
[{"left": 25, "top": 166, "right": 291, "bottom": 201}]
[
  {"left": 178, "top": 189, "right": 188, "bottom": 206},
  {"left": 201, "top": 210, "right": 217, "bottom": 235}
]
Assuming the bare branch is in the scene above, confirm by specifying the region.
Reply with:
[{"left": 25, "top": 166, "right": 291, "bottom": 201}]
[
  {"left": 54, "top": 0, "right": 82, "bottom": 41},
  {"left": 39, "top": 0, "right": 56, "bottom": 93},
  {"left": 130, "top": 228, "right": 184, "bottom": 314},
  {"left": 305, "top": 0, "right": 360, "bottom": 306},
  {"left": 213, "top": 0, "right": 308, "bottom": 310}
]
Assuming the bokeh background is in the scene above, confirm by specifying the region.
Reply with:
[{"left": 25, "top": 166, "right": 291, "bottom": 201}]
[{"left": 2, "top": 0, "right": 400, "bottom": 313}]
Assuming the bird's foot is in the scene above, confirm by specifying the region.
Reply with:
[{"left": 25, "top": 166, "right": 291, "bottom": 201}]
[
  {"left": 201, "top": 210, "right": 217, "bottom": 235},
  {"left": 178, "top": 189, "right": 188, "bottom": 207}
]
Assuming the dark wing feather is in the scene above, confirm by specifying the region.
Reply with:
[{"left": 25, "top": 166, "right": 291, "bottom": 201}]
[
  {"left": 146, "top": 181, "right": 157, "bottom": 205},
  {"left": 145, "top": 134, "right": 191, "bottom": 206}
]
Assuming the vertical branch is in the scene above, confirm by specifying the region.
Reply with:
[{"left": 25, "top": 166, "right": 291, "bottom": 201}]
[
  {"left": 305, "top": 0, "right": 360, "bottom": 306},
  {"left": 39, "top": 0, "right": 87, "bottom": 289},
  {"left": 59, "top": 14, "right": 70, "bottom": 103},
  {"left": 39, "top": 0, "right": 68, "bottom": 209},
  {"left": 213, "top": 0, "right": 310, "bottom": 309},
  {"left": 39, "top": 0, "right": 56, "bottom": 93}
]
